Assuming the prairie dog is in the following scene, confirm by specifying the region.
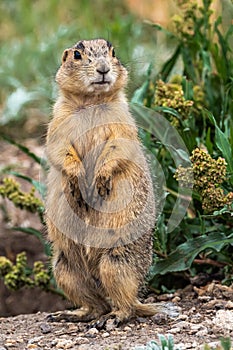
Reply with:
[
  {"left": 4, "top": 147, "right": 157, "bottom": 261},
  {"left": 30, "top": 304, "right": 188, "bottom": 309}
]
[{"left": 46, "top": 38, "right": 157, "bottom": 325}]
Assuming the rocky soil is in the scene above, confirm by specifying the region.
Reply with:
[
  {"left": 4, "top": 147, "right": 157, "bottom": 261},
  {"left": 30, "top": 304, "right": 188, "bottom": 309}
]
[{"left": 0, "top": 282, "right": 233, "bottom": 350}]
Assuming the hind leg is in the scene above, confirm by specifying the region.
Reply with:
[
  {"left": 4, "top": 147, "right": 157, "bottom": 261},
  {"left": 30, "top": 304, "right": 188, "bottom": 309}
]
[
  {"left": 48, "top": 248, "right": 111, "bottom": 322},
  {"left": 94, "top": 252, "right": 140, "bottom": 326}
]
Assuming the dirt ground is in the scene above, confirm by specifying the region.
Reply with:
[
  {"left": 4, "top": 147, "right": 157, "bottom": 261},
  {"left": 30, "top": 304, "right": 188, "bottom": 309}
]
[
  {"left": 0, "top": 282, "right": 233, "bottom": 350},
  {"left": 0, "top": 140, "right": 233, "bottom": 349}
]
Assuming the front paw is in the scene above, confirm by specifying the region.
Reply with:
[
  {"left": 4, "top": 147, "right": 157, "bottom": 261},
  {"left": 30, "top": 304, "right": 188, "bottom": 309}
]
[{"left": 96, "top": 173, "right": 112, "bottom": 200}]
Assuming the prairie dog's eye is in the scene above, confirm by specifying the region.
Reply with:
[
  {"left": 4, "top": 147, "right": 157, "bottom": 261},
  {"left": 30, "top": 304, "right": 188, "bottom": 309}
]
[
  {"left": 74, "top": 51, "right": 82, "bottom": 60},
  {"left": 112, "top": 48, "right": 116, "bottom": 58}
]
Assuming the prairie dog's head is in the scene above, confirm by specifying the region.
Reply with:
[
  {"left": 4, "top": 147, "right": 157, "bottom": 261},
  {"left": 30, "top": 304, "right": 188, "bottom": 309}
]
[{"left": 56, "top": 39, "right": 128, "bottom": 95}]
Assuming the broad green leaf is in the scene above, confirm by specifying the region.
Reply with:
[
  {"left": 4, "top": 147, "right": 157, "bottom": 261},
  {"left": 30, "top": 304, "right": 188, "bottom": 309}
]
[
  {"left": 205, "top": 127, "right": 213, "bottom": 154},
  {"left": 153, "top": 106, "right": 183, "bottom": 122},
  {"left": 150, "top": 232, "right": 233, "bottom": 277},
  {"left": 13, "top": 226, "right": 51, "bottom": 256},
  {"left": 181, "top": 46, "right": 197, "bottom": 83},
  {"left": 131, "top": 80, "right": 150, "bottom": 106},
  {"left": 7, "top": 170, "right": 46, "bottom": 199},
  {"left": 160, "top": 45, "right": 181, "bottom": 82},
  {"left": 1, "top": 135, "right": 48, "bottom": 170},
  {"left": 131, "top": 64, "right": 152, "bottom": 105}
]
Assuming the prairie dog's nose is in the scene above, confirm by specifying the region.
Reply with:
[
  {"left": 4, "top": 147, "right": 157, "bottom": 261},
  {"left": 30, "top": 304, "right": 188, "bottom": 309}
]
[{"left": 96, "top": 59, "right": 110, "bottom": 75}]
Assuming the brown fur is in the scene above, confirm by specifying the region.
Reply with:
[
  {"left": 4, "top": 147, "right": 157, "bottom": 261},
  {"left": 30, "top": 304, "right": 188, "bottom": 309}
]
[{"left": 46, "top": 39, "right": 157, "bottom": 325}]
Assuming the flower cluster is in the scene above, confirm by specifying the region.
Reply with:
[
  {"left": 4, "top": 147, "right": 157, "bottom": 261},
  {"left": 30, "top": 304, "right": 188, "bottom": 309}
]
[
  {"left": 0, "top": 177, "right": 43, "bottom": 214},
  {"left": 33, "top": 261, "right": 50, "bottom": 287},
  {"left": 172, "top": 0, "right": 212, "bottom": 41},
  {"left": 154, "top": 79, "right": 193, "bottom": 121},
  {"left": 0, "top": 252, "right": 50, "bottom": 291},
  {"left": 174, "top": 148, "right": 233, "bottom": 213}
]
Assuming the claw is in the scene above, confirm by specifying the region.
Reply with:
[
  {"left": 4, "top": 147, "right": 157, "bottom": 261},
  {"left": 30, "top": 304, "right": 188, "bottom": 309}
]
[{"left": 87, "top": 317, "right": 107, "bottom": 330}]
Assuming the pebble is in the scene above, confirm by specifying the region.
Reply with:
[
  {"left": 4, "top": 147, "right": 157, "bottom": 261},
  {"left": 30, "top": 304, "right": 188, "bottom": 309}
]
[
  {"left": 55, "top": 339, "right": 74, "bottom": 349},
  {"left": 225, "top": 300, "right": 233, "bottom": 309},
  {"left": 0, "top": 347, "right": 7, "bottom": 350},
  {"left": 177, "top": 314, "right": 188, "bottom": 320},
  {"left": 40, "top": 323, "right": 51, "bottom": 334},
  {"left": 78, "top": 345, "right": 90, "bottom": 350},
  {"left": 136, "top": 317, "right": 148, "bottom": 324},
  {"left": 198, "top": 295, "right": 211, "bottom": 302},
  {"left": 175, "top": 321, "right": 190, "bottom": 329},
  {"left": 171, "top": 296, "right": 181, "bottom": 303},
  {"left": 76, "top": 337, "right": 89, "bottom": 345},
  {"left": 86, "top": 327, "right": 99, "bottom": 336},
  {"left": 102, "top": 332, "right": 110, "bottom": 338},
  {"left": 144, "top": 296, "right": 156, "bottom": 303},
  {"left": 105, "top": 318, "right": 117, "bottom": 331},
  {"left": 157, "top": 293, "right": 174, "bottom": 301},
  {"left": 190, "top": 324, "right": 202, "bottom": 332},
  {"left": 151, "top": 313, "right": 168, "bottom": 325},
  {"left": 123, "top": 326, "right": 131, "bottom": 331},
  {"left": 28, "top": 336, "right": 44, "bottom": 344},
  {"left": 169, "top": 327, "right": 181, "bottom": 334},
  {"left": 207, "top": 341, "right": 220, "bottom": 348},
  {"left": 196, "top": 327, "right": 208, "bottom": 337},
  {"left": 4, "top": 340, "right": 17, "bottom": 346},
  {"left": 27, "top": 345, "right": 42, "bottom": 349}
]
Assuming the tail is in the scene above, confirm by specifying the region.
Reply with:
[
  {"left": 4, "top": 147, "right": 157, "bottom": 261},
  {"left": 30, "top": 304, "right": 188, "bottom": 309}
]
[{"left": 135, "top": 302, "right": 161, "bottom": 317}]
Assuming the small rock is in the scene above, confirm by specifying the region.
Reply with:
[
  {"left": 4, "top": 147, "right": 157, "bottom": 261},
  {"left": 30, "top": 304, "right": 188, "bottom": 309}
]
[
  {"left": 27, "top": 345, "right": 41, "bottom": 349},
  {"left": 86, "top": 327, "right": 99, "bottom": 336},
  {"left": 136, "top": 317, "right": 148, "bottom": 324},
  {"left": 190, "top": 324, "right": 202, "bottom": 332},
  {"left": 40, "top": 323, "right": 51, "bottom": 334},
  {"left": 78, "top": 345, "right": 91, "bottom": 350},
  {"left": 157, "top": 293, "right": 174, "bottom": 301},
  {"left": 198, "top": 295, "right": 211, "bottom": 302},
  {"left": 4, "top": 340, "right": 17, "bottom": 346},
  {"left": 144, "top": 296, "right": 156, "bottom": 303},
  {"left": 151, "top": 313, "right": 168, "bottom": 325},
  {"left": 225, "top": 300, "right": 233, "bottom": 309},
  {"left": 0, "top": 347, "right": 7, "bottom": 350},
  {"left": 105, "top": 318, "right": 117, "bottom": 331},
  {"left": 169, "top": 327, "right": 181, "bottom": 334},
  {"left": 28, "top": 336, "right": 44, "bottom": 344},
  {"left": 196, "top": 327, "right": 208, "bottom": 337},
  {"left": 76, "top": 337, "right": 90, "bottom": 345},
  {"left": 123, "top": 326, "right": 131, "bottom": 331},
  {"left": 177, "top": 314, "right": 188, "bottom": 321},
  {"left": 102, "top": 332, "right": 110, "bottom": 338},
  {"left": 207, "top": 341, "right": 220, "bottom": 348},
  {"left": 171, "top": 296, "right": 181, "bottom": 303},
  {"left": 176, "top": 321, "right": 190, "bottom": 329},
  {"left": 192, "top": 341, "right": 198, "bottom": 348},
  {"left": 56, "top": 339, "right": 74, "bottom": 349}
]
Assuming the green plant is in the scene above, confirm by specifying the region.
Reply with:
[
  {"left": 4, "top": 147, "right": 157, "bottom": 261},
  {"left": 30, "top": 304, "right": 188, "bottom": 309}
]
[
  {"left": 133, "top": 335, "right": 179, "bottom": 350},
  {"left": 0, "top": 137, "right": 62, "bottom": 295},
  {"left": 131, "top": 0, "right": 233, "bottom": 290},
  {"left": 204, "top": 337, "right": 232, "bottom": 350}
]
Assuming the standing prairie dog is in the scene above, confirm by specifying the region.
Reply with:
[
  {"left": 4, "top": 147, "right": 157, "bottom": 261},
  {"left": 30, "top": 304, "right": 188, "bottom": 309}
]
[{"left": 46, "top": 38, "right": 158, "bottom": 325}]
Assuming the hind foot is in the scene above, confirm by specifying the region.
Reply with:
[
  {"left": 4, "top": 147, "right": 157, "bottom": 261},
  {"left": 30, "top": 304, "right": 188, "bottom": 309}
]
[
  {"left": 89, "top": 309, "right": 132, "bottom": 330},
  {"left": 47, "top": 307, "right": 101, "bottom": 323}
]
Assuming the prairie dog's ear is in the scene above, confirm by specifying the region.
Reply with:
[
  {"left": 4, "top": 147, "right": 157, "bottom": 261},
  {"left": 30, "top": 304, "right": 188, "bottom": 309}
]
[{"left": 62, "top": 49, "right": 69, "bottom": 63}]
